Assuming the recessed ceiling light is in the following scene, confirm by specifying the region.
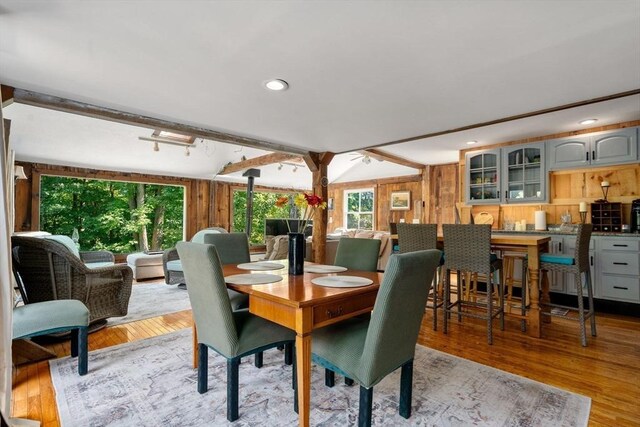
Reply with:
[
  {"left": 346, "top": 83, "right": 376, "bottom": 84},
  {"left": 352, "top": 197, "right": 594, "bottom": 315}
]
[
  {"left": 265, "top": 79, "right": 289, "bottom": 91},
  {"left": 579, "top": 119, "right": 597, "bottom": 125},
  {"left": 466, "top": 140, "right": 478, "bottom": 145}
]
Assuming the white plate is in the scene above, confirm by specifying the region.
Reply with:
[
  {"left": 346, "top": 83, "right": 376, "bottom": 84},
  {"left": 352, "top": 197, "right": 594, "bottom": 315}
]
[
  {"left": 236, "top": 262, "right": 285, "bottom": 271},
  {"left": 225, "top": 274, "right": 283, "bottom": 285},
  {"left": 311, "top": 275, "right": 373, "bottom": 288},
  {"left": 305, "top": 265, "right": 348, "bottom": 274}
]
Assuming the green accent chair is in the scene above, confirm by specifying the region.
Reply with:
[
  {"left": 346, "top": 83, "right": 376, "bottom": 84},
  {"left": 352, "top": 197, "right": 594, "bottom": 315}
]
[
  {"left": 334, "top": 238, "right": 381, "bottom": 272},
  {"left": 13, "top": 300, "right": 90, "bottom": 375},
  {"left": 163, "top": 227, "right": 228, "bottom": 285},
  {"left": 176, "top": 242, "right": 296, "bottom": 422},
  {"left": 312, "top": 249, "right": 442, "bottom": 427}
]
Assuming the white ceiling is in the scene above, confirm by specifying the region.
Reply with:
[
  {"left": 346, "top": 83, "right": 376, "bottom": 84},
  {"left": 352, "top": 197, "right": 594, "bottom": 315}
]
[{"left": 1, "top": 1, "right": 639, "bottom": 184}]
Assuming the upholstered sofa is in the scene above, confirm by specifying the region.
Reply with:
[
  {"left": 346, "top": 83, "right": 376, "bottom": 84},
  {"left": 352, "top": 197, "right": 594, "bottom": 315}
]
[
  {"left": 305, "top": 229, "right": 392, "bottom": 271},
  {"left": 163, "top": 227, "right": 228, "bottom": 284}
]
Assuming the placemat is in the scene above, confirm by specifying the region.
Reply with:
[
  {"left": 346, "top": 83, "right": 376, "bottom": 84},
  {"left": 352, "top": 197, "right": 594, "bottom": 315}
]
[
  {"left": 311, "top": 275, "right": 373, "bottom": 288},
  {"left": 236, "top": 261, "right": 285, "bottom": 271},
  {"left": 305, "top": 264, "right": 348, "bottom": 273},
  {"left": 225, "top": 274, "right": 283, "bottom": 285}
]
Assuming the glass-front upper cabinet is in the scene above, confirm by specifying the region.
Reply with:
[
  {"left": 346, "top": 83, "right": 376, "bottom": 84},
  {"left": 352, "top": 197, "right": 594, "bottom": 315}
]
[
  {"left": 465, "top": 149, "right": 501, "bottom": 204},
  {"left": 501, "top": 142, "right": 546, "bottom": 203}
]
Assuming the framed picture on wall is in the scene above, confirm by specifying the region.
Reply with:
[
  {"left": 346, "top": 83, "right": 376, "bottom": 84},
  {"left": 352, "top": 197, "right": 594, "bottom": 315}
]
[{"left": 390, "top": 191, "right": 411, "bottom": 210}]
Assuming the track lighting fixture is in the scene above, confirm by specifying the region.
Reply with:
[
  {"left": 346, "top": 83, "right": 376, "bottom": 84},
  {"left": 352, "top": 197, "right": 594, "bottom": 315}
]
[
  {"left": 185, "top": 146, "right": 190, "bottom": 157},
  {"left": 278, "top": 163, "right": 283, "bottom": 170},
  {"left": 153, "top": 141, "right": 159, "bottom": 152}
]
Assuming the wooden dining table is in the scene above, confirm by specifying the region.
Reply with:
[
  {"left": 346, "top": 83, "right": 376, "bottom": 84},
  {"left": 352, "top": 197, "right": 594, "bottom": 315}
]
[{"left": 193, "top": 262, "right": 384, "bottom": 427}]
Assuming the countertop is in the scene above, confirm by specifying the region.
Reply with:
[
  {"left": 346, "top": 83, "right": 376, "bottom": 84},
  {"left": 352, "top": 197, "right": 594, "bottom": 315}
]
[{"left": 492, "top": 229, "right": 640, "bottom": 238}]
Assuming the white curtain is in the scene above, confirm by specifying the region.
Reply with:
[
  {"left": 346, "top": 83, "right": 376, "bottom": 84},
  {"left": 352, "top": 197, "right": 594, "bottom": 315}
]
[{"left": 1, "top": 104, "right": 39, "bottom": 426}]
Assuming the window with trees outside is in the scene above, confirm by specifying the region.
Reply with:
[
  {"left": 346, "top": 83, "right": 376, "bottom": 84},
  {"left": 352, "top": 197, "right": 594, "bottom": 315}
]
[
  {"left": 40, "top": 176, "right": 185, "bottom": 253},
  {"left": 344, "top": 188, "right": 374, "bottom": 230},
  {"left": 232, "top": 189, "right": 296, "bottom": 245}
]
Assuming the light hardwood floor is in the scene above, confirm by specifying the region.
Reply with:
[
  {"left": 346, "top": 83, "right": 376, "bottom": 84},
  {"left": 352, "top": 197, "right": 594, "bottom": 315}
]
[{"left": 11, "top": 308, "right": 640, "bottom": 426}]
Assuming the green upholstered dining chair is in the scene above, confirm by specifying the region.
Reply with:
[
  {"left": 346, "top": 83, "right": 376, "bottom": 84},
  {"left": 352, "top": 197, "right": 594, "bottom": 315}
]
[
  {"left": 312, "top": 249, "right": 442, "bottom": 427},
  {"left": 540, "top": 223, "right": 595, "bottom": 346},
  {"left": 334, "top": 237, "right": 381, "bottom": 272},
  {"left": 177, "top": 242, "right": 296, "bottom": 422},
  {"left": 13, "top": 300, "right": 90, "bottom": 375}
]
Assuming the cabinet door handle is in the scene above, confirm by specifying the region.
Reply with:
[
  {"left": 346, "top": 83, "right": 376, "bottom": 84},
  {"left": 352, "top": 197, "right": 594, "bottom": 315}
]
[
  {"left": 613, "top": 262, "right": 628, "bottom": 265},
  {"left": 590, "top": 256, "right": 593, "bottom": 266},
  {"left": 559, "top": 242, "right": 562, "bottom": 252},
  {"left": 505, "top": 190, "right": 508, "bottom": 200},
  {"left": 613, "top": 244, "right": 628, "bottom": 247},
  {"left": 592, "top": 150, "right": 595, "bottom": 161},
  {"left": 613, "top": 286, "right": 628, "bottom": 290},
  {"left": 586, "top": 151, "right": 589, "bottom": 162}
]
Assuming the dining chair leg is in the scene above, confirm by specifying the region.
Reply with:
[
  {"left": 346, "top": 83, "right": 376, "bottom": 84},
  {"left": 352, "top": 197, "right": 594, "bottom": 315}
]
[
  {"left": 576, "top": 272, "right": 587, "bottom": 347},
  {"left": 325, "top": 369, "right": 335, "bottom": 387},
  {"left": 197, "top": 344, "right": 208, "bottom": 394},
  {"left": 71, "top": 328, "right": 79, "bottom": 358},
  {"left": 78, "top": 326, "right": 88, "bottom": 376},
  {"left": 432, "top": 269, "right": 438, "bottom": 331},
  {"left": 345, "top": 377, "right": 354, "bottom": 386},
  {"left": 586, "top": 270, "right": 597, "bottom": 337},
  {"left": 254, "top": 351, "right": 263, "bottom": 368},
  {"left": 457, "top": 270, "right": 463, "bottom": 322},
  {"left": 399, "top": 359, "right": 413, "bottom": 419},
  {"left": 359, "top": 386, "right": 373, "bottom": 427},
  {"left": 227, "top": 357, "right": 240, "bottom": 422},
  {"left": 284, "top": 342, "right": 293, "bottom": 365},
  {"left": 498, "top": 271, "right": 505, "bottom": 332}
]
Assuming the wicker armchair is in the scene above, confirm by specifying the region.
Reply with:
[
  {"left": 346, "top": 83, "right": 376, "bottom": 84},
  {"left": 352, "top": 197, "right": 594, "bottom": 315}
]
[
  {"left": 11, "top": 236, "right": 133, "bottom": 324},
  {"left": 163, "top": 227, "right": 228, "bottom": 285}
]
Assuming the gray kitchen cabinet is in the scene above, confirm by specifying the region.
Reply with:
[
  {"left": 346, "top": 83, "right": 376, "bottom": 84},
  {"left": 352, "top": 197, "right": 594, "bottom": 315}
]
[
  {"left": 547, "top": 127, "right": 638, "bottom": 170},
  {"left": 501, "top": 142, "right": 546, "bottom": 203},
  {"left": 465, "top": 149, "right": 500, "bottom": 205},
  {"left": 596, "top": 237, "right": 640, "bottom": 303}
]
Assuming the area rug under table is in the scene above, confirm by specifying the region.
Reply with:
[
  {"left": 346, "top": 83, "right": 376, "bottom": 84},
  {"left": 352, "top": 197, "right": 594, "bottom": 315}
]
[
  {"left": 50, "top": 329, "right": 590, "bottom": 427},
  {"left": 107, "top": 281, "right": 191, "bottom": 327}
]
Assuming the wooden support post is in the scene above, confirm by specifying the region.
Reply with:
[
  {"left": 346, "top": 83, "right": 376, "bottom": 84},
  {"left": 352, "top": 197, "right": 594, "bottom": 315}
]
[{"left": 309, "top": 152, "right": 334, "bottom": 264}]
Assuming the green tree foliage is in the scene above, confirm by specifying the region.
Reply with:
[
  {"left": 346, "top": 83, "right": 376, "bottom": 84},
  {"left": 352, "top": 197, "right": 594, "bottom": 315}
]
[
  {"left": 232, "top": 190, "right": 293, "bottom": 244},
  {"left": 40, "top": 176, "right": 184, "bottom": 252}
]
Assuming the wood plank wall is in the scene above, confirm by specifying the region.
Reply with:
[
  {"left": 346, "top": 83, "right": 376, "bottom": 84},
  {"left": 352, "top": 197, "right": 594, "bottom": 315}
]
[
  {"left": 458, "top": 120, "right": 640, "bottom": 227},
  {"left": 326, "top": 163, "right": 460, "bottom": 232},
  {"left": 13, "top": 162, "right": 214, "bottom": 241}
]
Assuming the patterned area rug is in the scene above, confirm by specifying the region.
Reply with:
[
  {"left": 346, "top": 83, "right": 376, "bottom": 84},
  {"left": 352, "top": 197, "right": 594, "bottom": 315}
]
[
  {"left": 107, "top": 281, "right": 190, "bottom": 326},
  {"left": 50, "top": 329, "right": 590, "bottom": 426}
]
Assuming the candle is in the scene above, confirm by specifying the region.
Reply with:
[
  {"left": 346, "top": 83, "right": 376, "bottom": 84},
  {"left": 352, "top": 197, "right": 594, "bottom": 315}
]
[
  {"left": 579, "top": 202, "right": 587, "bottom": 212},
  {"left": 601, "top": 181, "right": 610, "bottom": 187}
]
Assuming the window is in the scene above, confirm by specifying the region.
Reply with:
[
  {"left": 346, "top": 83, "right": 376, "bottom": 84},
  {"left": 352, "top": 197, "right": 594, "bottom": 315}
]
[
  {"left": 344, "top": 188, "right": 374, "bottom": 230},
  {"left": 232, "top": 189, "right": 294, "bottom": 245},
  {"left": 40, "top": 176, "right": 185, "bottom": 252}
]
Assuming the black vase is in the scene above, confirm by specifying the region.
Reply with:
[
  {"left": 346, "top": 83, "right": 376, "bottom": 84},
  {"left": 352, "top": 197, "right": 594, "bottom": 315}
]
[{"left": 288, "top": 232, "right": 305, "bottom": 275}]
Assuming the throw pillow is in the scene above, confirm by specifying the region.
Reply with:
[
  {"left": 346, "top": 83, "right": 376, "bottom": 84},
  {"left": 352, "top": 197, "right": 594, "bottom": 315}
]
[
  {"left": 269, "top": 235, "right": 289, "bottom": 260},
  {"left": 355, "top": 230, "right": 375, "bottom": 239},
  {"left": 264, "top": 236, "right": 276, "bottom": 259}
]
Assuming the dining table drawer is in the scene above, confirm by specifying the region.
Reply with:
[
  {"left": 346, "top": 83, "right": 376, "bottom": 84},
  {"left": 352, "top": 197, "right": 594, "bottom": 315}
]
[
  {"left": 600, "top": 276, "right": 640, "bottom": 302},
  {"left": 599, "top": 252, "right": 640, "bottom": 276},
  {"left": 313, "top": 292, "right": 377, "bottom": 328}
]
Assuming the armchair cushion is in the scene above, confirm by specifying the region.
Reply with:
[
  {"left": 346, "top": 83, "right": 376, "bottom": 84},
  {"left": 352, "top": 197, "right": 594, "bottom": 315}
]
[{"left": 44, "top": 235, "right": 80, "bottom": 258}]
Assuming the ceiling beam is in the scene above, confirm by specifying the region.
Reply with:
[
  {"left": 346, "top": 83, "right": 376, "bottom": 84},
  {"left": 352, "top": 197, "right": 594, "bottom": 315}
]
[
  {"left": 11, "top": 87, "right": 310, "bottom": 156},
  {"left": 354, "top": 88, "right": 640, "bottom": 151},
  {"left": 362, "top": 149, "right": 425, "bottom": 169},
  {"left": 303, "top": 152, "right": 335, "bottom": 172},
  {"left": 1, "top": 85, "right": 14, "bottom": 107},
  {"left": 218, "top": 153, "right": 302, "bottom": 175}
]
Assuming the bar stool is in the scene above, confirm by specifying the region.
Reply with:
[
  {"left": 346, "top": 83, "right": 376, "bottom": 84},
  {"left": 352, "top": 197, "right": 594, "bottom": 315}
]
[
  {"left": 442, "top": 224, "right": 504, "bottom": 345},
  {"left": 396, "top": 223, "right": 441, "bottom": 330},
  {"left": 540, "top": 224, "right": 595, "bottom": 346}
]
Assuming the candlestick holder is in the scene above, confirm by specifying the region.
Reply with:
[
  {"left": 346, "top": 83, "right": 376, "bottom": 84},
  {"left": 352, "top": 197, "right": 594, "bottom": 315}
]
[
  {"left": 580, "top": 212, "right": 587, "bottom": 224},
  {"left": 600, "top": 182, "right": 610, "bottom": 202}
]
